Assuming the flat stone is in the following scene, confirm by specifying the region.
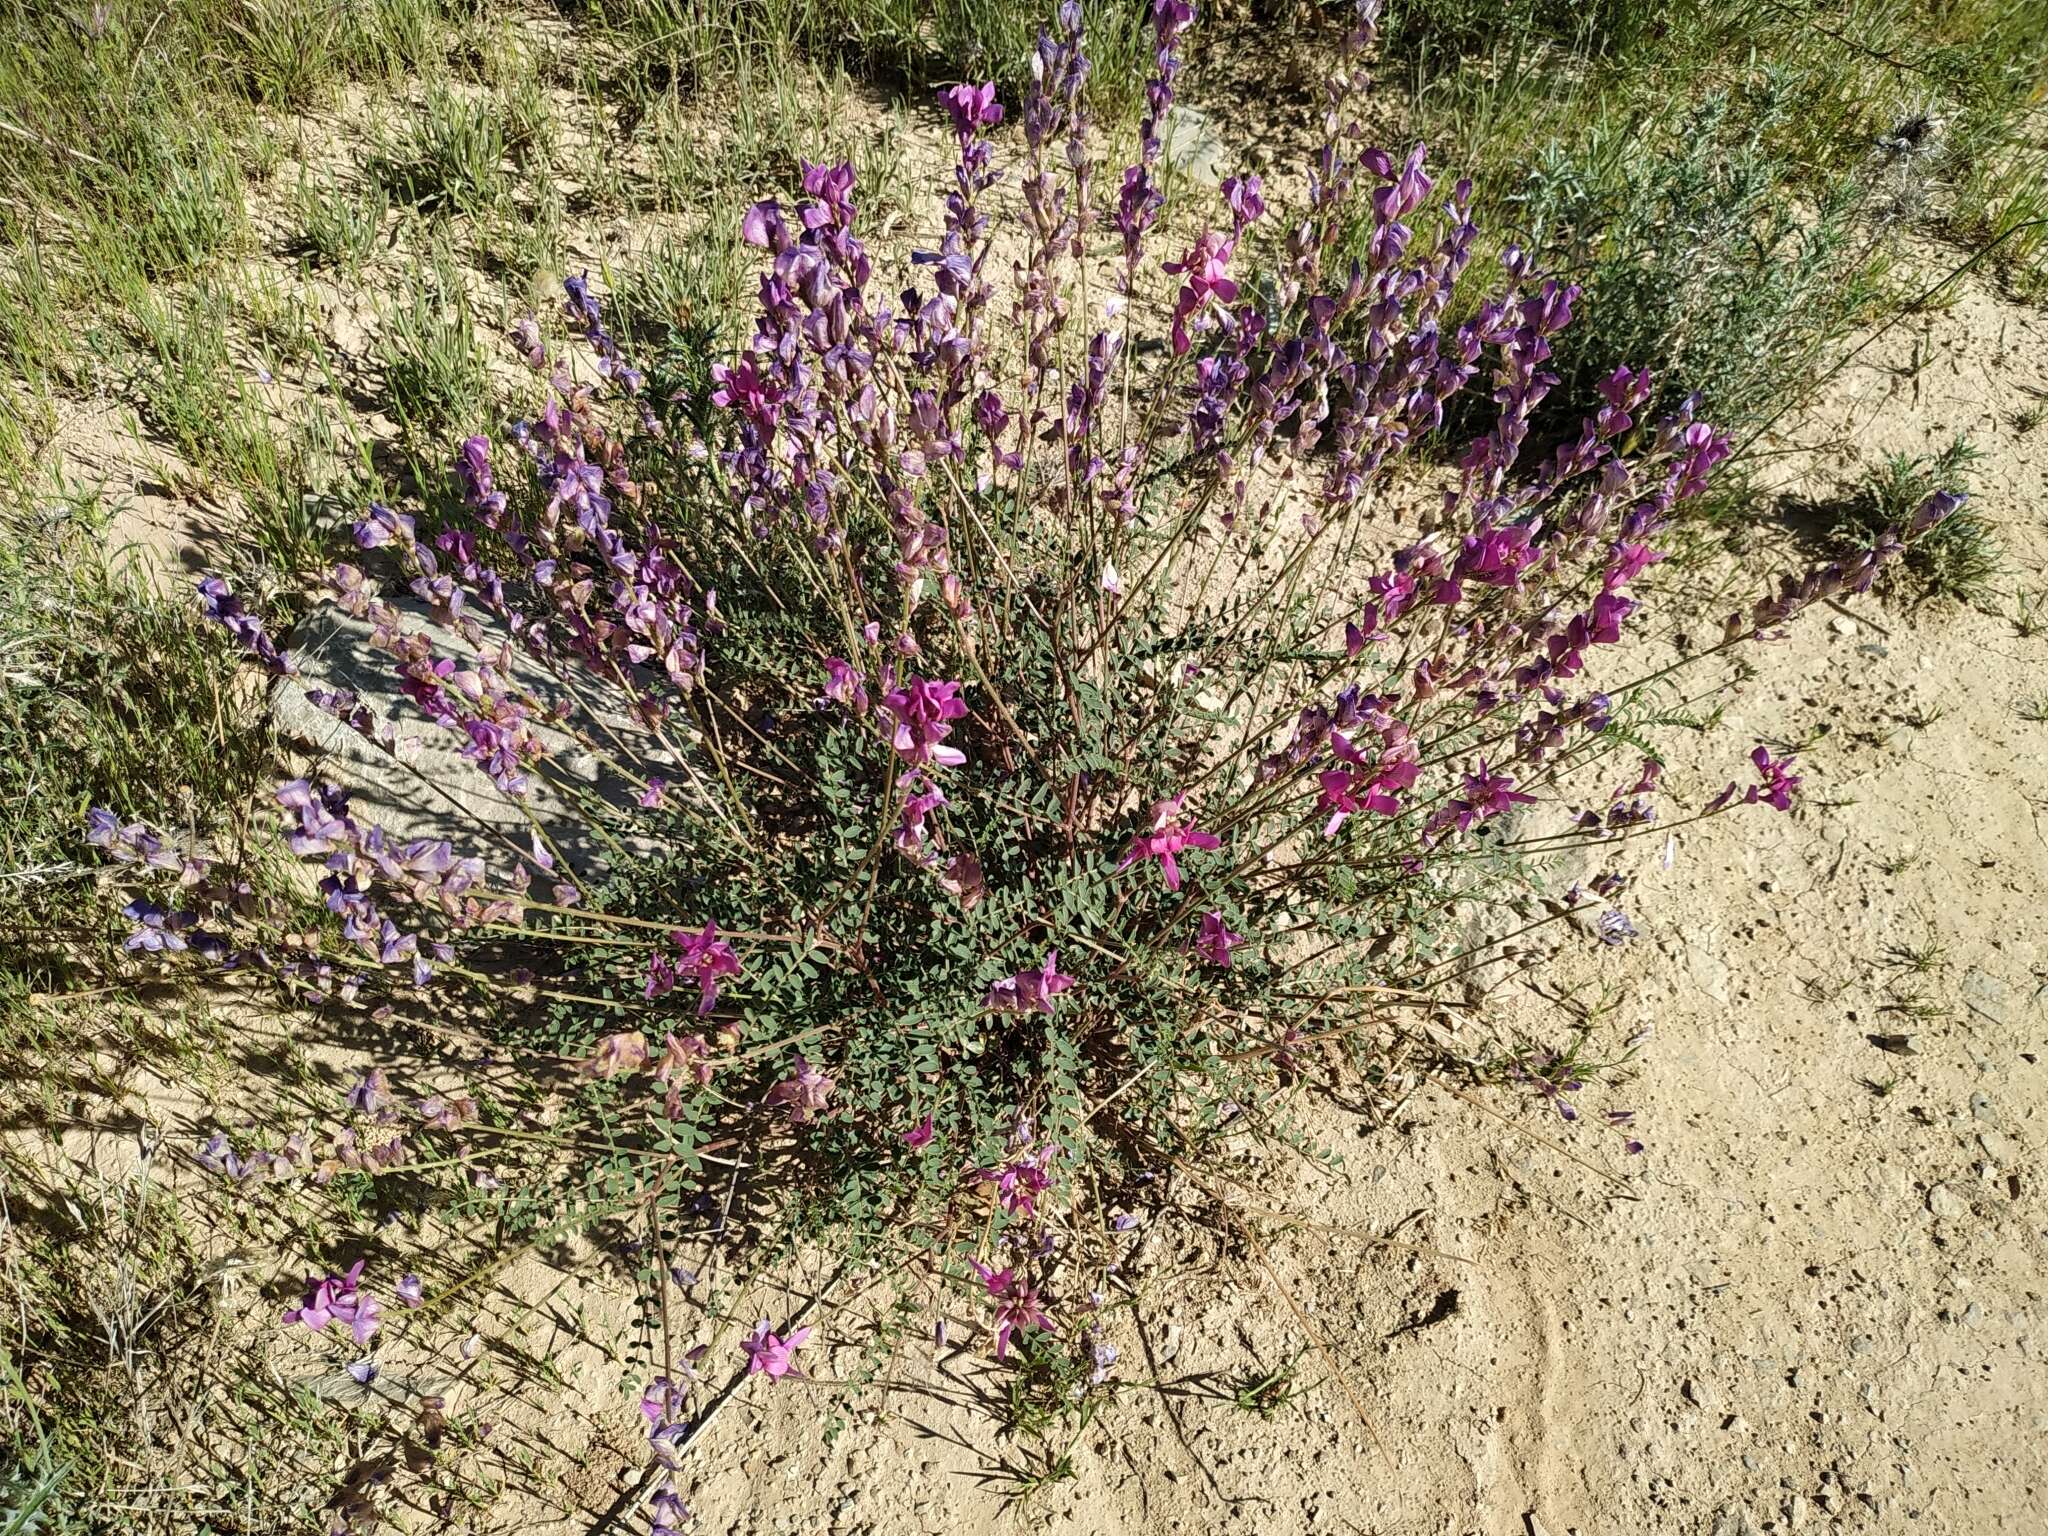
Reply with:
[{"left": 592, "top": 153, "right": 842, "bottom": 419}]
[
  {"left": 1160, "top": 106, "right": 1229, "bottom": 186},
  {"left": 1927, "top": 1183, "right": 1967, "bottom": 1218}
]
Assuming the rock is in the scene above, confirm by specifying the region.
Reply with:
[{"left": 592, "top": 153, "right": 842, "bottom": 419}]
[
  {"left": 1683, "top": 1378, "right": 1716, "bottom": 1410},
  {"left": 1978, "top": 1129, "right": 2014, "bottom": 1164},
  {"left": 1960, "top": 968, "right": 2011, "bottom": 1026},
  {"left": 1927, "top": 1183, "right": 1967, "bottom": 1218},
  {"left": 1969, "top": 1091, "right": 1997, "bottom": 1124},
  {"left": 1829, "top": 615, "right": 1858, "bottom": 636},
  {"left": 1712, "top": 1506, "right": 1764, "bottom": 1536},
  {"left": 1160, "top": 106, "right": 1228, "bottom": 185},
  {"left": 1848, "top": 1334, "right": 1874, "bottom": 1356},
  {"left": 1787, "top": 1494, "right": 1808, "bottom": 1528}
]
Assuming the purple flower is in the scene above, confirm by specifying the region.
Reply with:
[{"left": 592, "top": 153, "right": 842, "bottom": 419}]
[
  {"left": 283, "top": 1260, "right": 381, "bottom": 1348},
  {"left": 902, "top": 1115, "right": 936, "bottom": 1149},
  {"left": 121, "top": 898, "right": 190, "bottom": 953},
  {"left": 940, "top": 81, "right": 1004, "bottom": 136},
  {"left": 1746, "top": 746, "right": 1802, "bottom": 811},
  {"left": 344, "top": 1068, "right": 389, "bottom": 1114},
  {"left": 741, "top": 1319, "right": 813, "bottom": 1380},
  {"left": 395, "top": 1273, "right": 424, "bottom": 1308},
  {"left": 197, "top": 576, "right": 294, "bottom": 674},
  {"left": 1195, "top": 911, "right": 1243, "bottom": 968},
  {"left": 1116, "top": 795, "right": 1222, "bottom": 892},
  {"left": 983, "top": 950, "right": 1076, "bottom": 1014}
]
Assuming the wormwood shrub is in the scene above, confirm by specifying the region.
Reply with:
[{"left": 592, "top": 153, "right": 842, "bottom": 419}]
[{"left": 80, "top": 1, "right": 1965, "bottom": 1524}]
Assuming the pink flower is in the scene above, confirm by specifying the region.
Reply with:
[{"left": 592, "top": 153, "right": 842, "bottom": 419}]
[
  {"left": 983, "top": 950, "right": 1076, "bottom": 1015},
  {"left": 879, "top": 676, "right": 969, "bottom": 768},
  {"left": 637, "top": 777, "right": 670, "bottom": 809},
  {"left": 1163, "top": 229, "right": 1239, "bottom": 354},
  {"left": 1195, "top": 911, "right": 1243, "bottom": 968},
  {"left": 646, "top": 923, "right": 741, "bottom": 1014},
  {"left": 764, "top": 1054, "right": 835, "bottom": 1123},
  {"left": 902, "top": 1115, "right": 936, "bottom": 1149},
  {"left": 970, "top": 1262, "right": 1055, "bottom": 1361},
  {"left": 741, "top": 1319, "right": 813, "bottom": 1379},
  {"left": 820, "top": 657, "right": 868, "bottom": 715},
  {"left": 1116, "top": 794, "right": 1222, "bottom": 892}
]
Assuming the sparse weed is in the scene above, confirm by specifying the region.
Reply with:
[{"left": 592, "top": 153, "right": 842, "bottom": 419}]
[
  {"left": 297, "top": 170, "right": 389, "bottom": 273},
  {"left": 377, "top": 248, "right": 491, "bottom": 443},
  {"left": 374, "top": 83, "right": 508, "bottom": 212},
  {"left": 1830, "top": 438, "right": 2002, "bottom": 606}
]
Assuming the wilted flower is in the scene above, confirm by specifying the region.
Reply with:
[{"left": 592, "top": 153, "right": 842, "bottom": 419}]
[{"left": 764, "top": 1054, "right": 835, "bottom": 1123}]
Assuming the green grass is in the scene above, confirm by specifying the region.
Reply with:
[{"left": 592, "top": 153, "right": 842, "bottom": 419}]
[
  {"left": 1380, "top": 0, "right": 2048, "bottom": 430},
  {"left": 0, "top": 489, "right": 278, "bottom": 957}
]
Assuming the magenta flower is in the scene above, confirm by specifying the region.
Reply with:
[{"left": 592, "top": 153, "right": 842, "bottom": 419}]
[
  {"left": 764, "top": 1054, "right": 835, "bottom": 1123},
  {"left": 940, "top": 80, "right": 1004, "bottom": 136},
  {"left": 970, "top": 1262, "right": 1056, "bottom": 1361},
  {"left": 879, "top": 675, "right": 969, "bottom": 768},
  {"left": 902, "top": 1115, "right": 936, "bottom": 1149},
  {"left": 646, "top": 924, "right": 741, "bottom": 1013},
  {"left": 1428, "top": 762, "right": 1537, "bottom": 841},
  {"left": 1195, "top": 912, "right": 1243, "bottom": 968},
  {"left": 741, "top": 1319, "right": 813, "bottom": 1380},
  {"left": 1116, "top": 795, "right": 1222, "bottom": 892},
  {"left": 1747, "top": 745, "right": 1802, "bottom": 811},
  {"left": 983, "top": 950, "right": 1076, "bottom": 1015}
]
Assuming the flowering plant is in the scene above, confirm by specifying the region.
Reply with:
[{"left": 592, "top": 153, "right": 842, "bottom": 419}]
[{"left": 88, "top": 0, "right": 1962, "bottom": 1520}]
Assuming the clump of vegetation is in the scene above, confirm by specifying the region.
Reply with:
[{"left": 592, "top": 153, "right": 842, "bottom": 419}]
[
  {"left": 0, "top": 495, "right": 276, "bottom": 964},
  {"left": 1379, "top": 0, "right": 2048, "bottom": 427},
  {"left": 1830, "top": 437, "right": 2000, "bottom": 605},
  {"left": 55, "top": 6, "right": 1976, "bottom": 1530}
]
